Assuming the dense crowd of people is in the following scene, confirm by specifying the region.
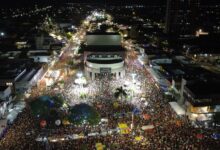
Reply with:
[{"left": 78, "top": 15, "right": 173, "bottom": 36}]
[{"left": 0, "top": 52, "right": 220, "bottom": 150}]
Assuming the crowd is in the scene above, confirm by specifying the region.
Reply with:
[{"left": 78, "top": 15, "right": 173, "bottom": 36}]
[
  {"left": 0, "top": 51, "right": 220, "bottom": 150},
  {"left": 0, "top": 108, "right": 39, "bottom": 150}
]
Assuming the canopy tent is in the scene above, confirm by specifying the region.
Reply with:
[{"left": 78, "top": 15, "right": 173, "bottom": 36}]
[
  {"left": 13, "top": 102, "right": 25, "bottom": 112},
  {"left": 135, "top": 136, "right": 143, "bottom": 141},
  {"left": 101, "top": 118, "right": 108, "bottom": 123},
  {"left": 169, "top": 102, "right": 185, "bottom": 116},
  {"left": 211, "top": 133, "right": 220, "bottom": 140},
  {"left": 141, "top": 125, "right": 154, "bottom": 130},
  {"left": 7, "top": 110, "right": 19, "bottom": 124},
  {"left": 143, "top": 114, "right": 151, "bottom": 120},
  {"left": 96, "top": 143, "right": 105, "bottom": 150},
  {"left": 118, "top": 123, "right": 130, "bottom": 134}
]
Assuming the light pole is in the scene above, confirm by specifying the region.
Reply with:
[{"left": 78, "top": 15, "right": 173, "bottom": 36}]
[
  {"left": 131, "top": 73, "right": 137, "bottom": 98},
  {"left": 131, "top": 112, "right": 134, "bottom": 130}
]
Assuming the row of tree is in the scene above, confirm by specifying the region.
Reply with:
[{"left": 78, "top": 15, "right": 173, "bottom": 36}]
[{"left": 29, "top": 95, "right": 100, "bottom": 128}]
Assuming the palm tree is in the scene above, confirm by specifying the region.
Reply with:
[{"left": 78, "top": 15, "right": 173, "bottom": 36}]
[{"left": 114, "top": 86, "right": 127, "bottom": 100}]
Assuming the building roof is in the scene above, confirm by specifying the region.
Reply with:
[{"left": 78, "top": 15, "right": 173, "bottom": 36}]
[
  {"left": 188, "top": 46, "right": 220, "bottom": 54},
  {"left": 0, "top": 59, "right": 33, "bottom": 81},
  {"left": 86, "top": 32, "right": 120, "bottom": 35},
  {"left": 29, "top": 52, "right": 51, "bottom": 56},
  {"left": 160, "top": 60, "right": 219, "bottom": 82},
  {"left": 185, "top": 80, "right": 220, "bottom": 106},
  {"left": 84, "top": 45, "right": 125, "bottom": 52},
  {"left": 87, "top": 59, "right": 123, "bottom": 64},
  {"left": 0, "top": 86, "right": 8, "bottom": 92}
]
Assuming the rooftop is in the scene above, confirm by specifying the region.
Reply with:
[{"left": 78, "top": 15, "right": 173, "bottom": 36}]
[
  {"left": 0, "top": 59, "right": 33, "bottom": 81},
  {"left": 0, "top": 86, "right": 8, "bottom": 91},
  {"left": 87, "top": 59, "right": 123, "bottom": 64},
  {"left": 86, "top": 32, "right": 120, "bottom": 35},
  {"left": 29, "top": 52, "right": 51, "bottom": 56},
  {"left": 159, "top": 60, "right": 219, "bottom": 82},
  {"left": 84, "top": 45, "right": 125, "bottom": 52},
  {"left": 185, "top": 80, "right": 220, "bottom": 106}
]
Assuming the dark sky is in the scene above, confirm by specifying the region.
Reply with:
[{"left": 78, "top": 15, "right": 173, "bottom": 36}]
[{"left": 1, "top": 0, "right": 220, "bottom": 8}]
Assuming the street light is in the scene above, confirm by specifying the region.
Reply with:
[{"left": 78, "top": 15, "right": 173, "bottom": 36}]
[
  {"left": 131, "top": 73, "right": 136, "bottom": 83},
  {"left": 77, "top": 72, "right": 83, "bottom": 78},
  {"left": 6, "top": 82, "right": 13, "bottom": 86},
  {"left": 0, "top": 32, "right": 5, "bottom": 37}
]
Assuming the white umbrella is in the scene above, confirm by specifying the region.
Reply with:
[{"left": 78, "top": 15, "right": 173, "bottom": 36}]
[{"left": 55, "top": 120, "right": 61, "bottom": 126}]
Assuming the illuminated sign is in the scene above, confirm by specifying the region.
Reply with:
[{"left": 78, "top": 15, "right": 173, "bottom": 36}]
[{"left": 100, "top": 68, "right": 111, "bottom": 73}]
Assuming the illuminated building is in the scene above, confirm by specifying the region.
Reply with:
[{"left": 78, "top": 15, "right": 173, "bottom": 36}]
[{"left": 84, "top": 32, "right": 125, "bottom": 80}]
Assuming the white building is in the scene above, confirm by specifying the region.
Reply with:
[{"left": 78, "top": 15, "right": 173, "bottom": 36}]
[
  {"left": 84, "top": 32, "right": 125, "bottom": 80},
  {"left": 27, "top": 50, "right": 53, "bottom": 63},
  {"left": 15, "top": 66, "right": 44, "bottom": 94},
  {"left": 0, "top": 86, "right": 12, "bottom": 120},
  {"left": 85, "top": 53, "right": 125, "bottom": 79}
]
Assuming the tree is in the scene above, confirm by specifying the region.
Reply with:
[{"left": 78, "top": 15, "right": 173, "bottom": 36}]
[
  {"left": 52, "top": 95, "right": 65, "bottom": 108},
  {"left": 114, "top": 86, "right": 127, "bottom": 100},
  {"left": 68, "top": 103, "right": 100, "bottom": 125},
  {"left": 29, "top": 97, "right": 51, "bottom": 118},
  {"left": 29, "top": 95, "right": 65, "bottom": 120}
]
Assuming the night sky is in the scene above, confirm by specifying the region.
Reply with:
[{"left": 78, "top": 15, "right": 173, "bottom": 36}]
[{"left": 1, "top": 0, "right": 220, "bottom": 7}]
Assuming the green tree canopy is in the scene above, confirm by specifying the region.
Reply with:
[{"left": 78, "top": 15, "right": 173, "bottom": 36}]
[
  {"left": 29, "top": 95, "right": 65, "bottom": 120},
  {"left": 68, "top": 103, "right": 100, "bottom": 125}
]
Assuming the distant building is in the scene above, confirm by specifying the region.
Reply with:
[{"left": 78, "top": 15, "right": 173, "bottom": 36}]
[
  {"left": 184, "top": 79, "right": 220, "bottom": 122},
  {"left": 0, "top": 86, "right": 12, "bottom": 102},
  {"left": 35, "top": 34, "right": 54, "bottom": 50},
  {"left": 0, "top": 59, "right": 45, "bottom": 94},
  {"left": 165, "top": 0, "right": 200, "bottom": 35},
  {"left": 0, "top": 59, "right": 28, "bottom": 87},
  {"left": 0, "top": 86, "right": 12, "bottom": 119},
  {"left": 27, "top": 50, "right": 53, "bottom": 63},
  {"left": 186, "top": 46, "right": 220, "bottom": 64},
  {"left": 84, "top": 32, "right": 125, "bottom": 80},
  {"left": 184, "top": 34, "right": 220, "bottom": 64},
  {"left": 15, "top": 65, "right": 44, "bottom": 94},
  {"left": 148, "top": 56, "right": 220, "bottom": 123},
  {"left": 0, "top": 51, "right": 21, "bottom": 59}
]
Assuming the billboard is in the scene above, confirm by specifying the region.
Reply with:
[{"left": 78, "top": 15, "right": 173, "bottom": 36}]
[{"left": 86, "top": 35, "right": 121, "bottom": 46}]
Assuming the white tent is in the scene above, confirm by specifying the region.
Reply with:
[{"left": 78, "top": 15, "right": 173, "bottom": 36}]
[
  {"left": 169, "top": 102, "right": 185, "bottom": 116},
  {"left": 7, "top": 110, "right": 19, "bottom": 123},
  {"left": 141, "top": 125, "right": 154, "bottom": 130},
  {"left": 14, "top": 102, "right": 26, "bottom": 112}
]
